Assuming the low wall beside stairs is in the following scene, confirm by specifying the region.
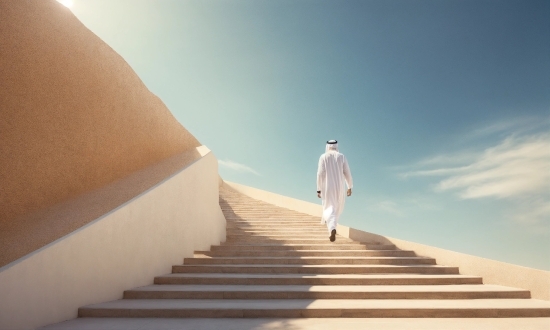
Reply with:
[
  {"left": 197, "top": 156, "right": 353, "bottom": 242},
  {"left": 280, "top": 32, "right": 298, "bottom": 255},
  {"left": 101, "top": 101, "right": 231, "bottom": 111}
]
[
  {"left": 0, "top": 146, "right": 226, "bottom": 330},
  {"left": 224, "top": 181, "right": 550, "bottom": 301}
]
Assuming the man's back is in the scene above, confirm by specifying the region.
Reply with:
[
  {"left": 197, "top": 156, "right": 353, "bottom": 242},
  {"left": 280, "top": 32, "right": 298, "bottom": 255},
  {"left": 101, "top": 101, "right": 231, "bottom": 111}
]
[{"left": 318, "top": 151, "right": 347, "bottom": 193}]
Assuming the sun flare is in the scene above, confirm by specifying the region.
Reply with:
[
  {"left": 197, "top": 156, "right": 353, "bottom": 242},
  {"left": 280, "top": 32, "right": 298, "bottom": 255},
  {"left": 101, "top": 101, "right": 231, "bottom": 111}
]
[{"left": 57, "top": 0, "right": 73, "bottom": 8}]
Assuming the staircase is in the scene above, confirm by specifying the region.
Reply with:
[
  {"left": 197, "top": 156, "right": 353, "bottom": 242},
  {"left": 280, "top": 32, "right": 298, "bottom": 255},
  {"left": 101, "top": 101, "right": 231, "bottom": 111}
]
[{"left": 78, "top": 185, "right": 550, "bottom": 318}]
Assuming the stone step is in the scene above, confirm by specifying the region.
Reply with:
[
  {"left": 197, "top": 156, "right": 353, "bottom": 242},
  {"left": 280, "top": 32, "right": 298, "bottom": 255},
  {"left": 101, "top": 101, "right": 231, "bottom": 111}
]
[
  {"left": 223, "top": 209, "right": 309, "bottom": 211},
  {"left": 222, "top": 238, "right": 356, "bottom": 244},
  {"left": 225, "top": 209, "right": 304, "bottom": 212},
  {"left": 226, "top": 225, "right": 322, "bottom": 228},
  {"left": 195, "top": 250, "right": 415, "bottom": 257},
  {"left": 123, "top": 284, "right": 530, "bottom": 300},
  {"left": 227, "top": 222, "right": 319, "bottom": 225},
  {"left": 222, "top": 208, "right": 295, "bottom": 210},
  {"left": 226, "top": 225, "right": 325, "bottom": 230},
  {"left": 225, "top": 232, "right": 329, "bottom": 237},
  {"left": 226, "top": 223, "right": 323, "bottom": 227},
  {"left": 225, "top": 216, "right": 317, "bottom": 219},
  {"left": 220, "top": 205, "right": 278, "bottom": 208},
  {"left": 222, "top": 208, "right": 304, "bottom": 211},
  {"left": 222, "top": 213, "right": 313, "bottom": 218},
  {"left": 223, "top": 211, "right": 314, "bottom": 214},
  {"left": 154, "top": 273, "right": 484, "bottom": 286},
  {"left": 172, "top": 264, "right": 459, "bottom": 274},
  {"left": 221, "top": 204, "right": 300, "bottom": 206},
  {"left": 226, "top": 222, "right": 321, "bottom": 225},
  {"left": 221, "top": 205, "right": 302, "bottom": 208},
  {"left": 226, "top": 217, "right": 318, "bottom": 219},
  {"left": 227, "top": 228, "right": 328, "bottom": 232},
  {"left": 221, "top": 204, "right": 299, "bottom": 206},
  {"left": 40, "top": 316, "right": 550, "bottom": 329},
  {"left": 228, "top": 215, "right": 314, "bottom": 218},
  {"left": 225, "top": 218, "right": 318, "bottom": 221},
  {"left": 225, "top": 235, "right": 341, "bottom": 240},
  {"left": 78, "top": 298, "right": 550, "bottom": 318},
  {"left": 183, "top": 256, "right": 436, "bottom": 265},
  {"left": 211, "top": 244, "right": 396, "bottom": 251},
  {"left": 223, "top": 213, "right": 313, "bottom": 217},
  {"left": 226, "top": 229, "right": 328, "bottom": 233},
  {"left": 224, "top": 214, "right": 314, "bottom": 217},
  {"left": 229, "top": 217, "right": 325, "bottom": 226},
  {"left": 226, "top": 233, "right": 334, "bottom": 238},
  {"left": 226, "top": 217, "right": 317, "bottom": 219},
  {"left": 225, "top": 219, "right": 320, "bottom": 223}
]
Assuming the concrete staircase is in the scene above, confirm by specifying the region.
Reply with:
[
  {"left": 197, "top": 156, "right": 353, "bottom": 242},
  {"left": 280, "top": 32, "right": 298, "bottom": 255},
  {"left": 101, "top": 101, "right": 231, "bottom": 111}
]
[{"left": 78, "top": 185, "right": 550, "bottom": 318}]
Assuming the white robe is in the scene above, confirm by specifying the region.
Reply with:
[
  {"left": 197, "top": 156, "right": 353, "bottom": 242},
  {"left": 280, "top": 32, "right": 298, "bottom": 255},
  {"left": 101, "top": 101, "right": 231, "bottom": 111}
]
[{"left": 317, "top": 149, "right": 353, "bottom": 233}]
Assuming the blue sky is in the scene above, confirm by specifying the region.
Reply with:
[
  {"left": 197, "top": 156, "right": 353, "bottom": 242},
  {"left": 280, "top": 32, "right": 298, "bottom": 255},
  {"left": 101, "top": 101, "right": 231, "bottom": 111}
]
[{"left": 66, "top": 0, "right": 549, "bottom": 269}]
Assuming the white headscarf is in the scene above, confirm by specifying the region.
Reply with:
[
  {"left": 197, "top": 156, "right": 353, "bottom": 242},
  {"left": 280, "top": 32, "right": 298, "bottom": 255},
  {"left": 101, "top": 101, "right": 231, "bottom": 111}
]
[{"left": 325, "top": 140, "right": 339, "bottom": 153}]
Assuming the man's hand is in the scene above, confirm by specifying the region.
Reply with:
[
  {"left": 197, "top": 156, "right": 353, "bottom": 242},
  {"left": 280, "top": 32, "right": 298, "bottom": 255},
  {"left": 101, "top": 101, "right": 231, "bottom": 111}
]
[
  {"left": 347, "top": 188, "right": 352, "bottom": 197},
  {"left": 317, "top": 192, "right": 321, "bottom": 198}
]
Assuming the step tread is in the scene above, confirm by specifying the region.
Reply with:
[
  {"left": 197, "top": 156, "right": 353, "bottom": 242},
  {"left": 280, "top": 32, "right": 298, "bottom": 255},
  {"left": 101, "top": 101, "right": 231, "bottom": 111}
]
[
  {"left": 128, "top": 284, "right": 526, "bottom": 293},
  {"left": 212, "top": 245, "right": 396, "bottom": 251},
  {"left": 187, "top": 256, "right": 432, "bottom": 260},
  {"left": 220, "top": 242, "right": 374, "bottom": 246},
  {"left": 158, "top": 274, "right": 480, "bottom": 280},
  {"left": 196, "top": 250, "right": 410, "bottom": 253},
  {"left": 175, "top": 264, "right": 454, "bottom": 269},
  {"left": 81, "top": 298, "right": 550, "bottom": 310},
  {"left": 218, "top": 243, "right": 382, "bottom": 246},
  {"left": 37, "top": 316, "right": 550, "bottom": 329},
  {"left": 226, "top": 231, "right": 329, "bottom": 233},
  {"left": 195, "top": 251, "right": 415, "bottom": 257},
  {"left": 222, "top": 240, "right": 376, "bottom": 247}
]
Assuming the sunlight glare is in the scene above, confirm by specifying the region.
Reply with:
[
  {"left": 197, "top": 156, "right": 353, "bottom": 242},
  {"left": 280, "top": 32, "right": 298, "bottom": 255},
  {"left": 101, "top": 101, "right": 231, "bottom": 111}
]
[{"left": 57, "top": 0, "right": 73, "bottom": 8}]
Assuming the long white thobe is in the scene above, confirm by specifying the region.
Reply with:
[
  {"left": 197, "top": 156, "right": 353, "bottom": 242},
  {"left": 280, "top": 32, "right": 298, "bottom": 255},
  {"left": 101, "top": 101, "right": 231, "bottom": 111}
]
[{"left": 317, "top": 150, "right": 353, "bottom": 232}]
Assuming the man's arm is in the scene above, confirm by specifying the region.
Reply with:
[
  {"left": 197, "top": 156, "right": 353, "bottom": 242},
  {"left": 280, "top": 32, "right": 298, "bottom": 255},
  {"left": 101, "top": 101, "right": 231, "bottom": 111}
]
[
  {"left": 343, "top": 156, "right": 353, "bottom": 196},
  {"left": 317, "top": 156, "right": 325, "bottom": 198}
]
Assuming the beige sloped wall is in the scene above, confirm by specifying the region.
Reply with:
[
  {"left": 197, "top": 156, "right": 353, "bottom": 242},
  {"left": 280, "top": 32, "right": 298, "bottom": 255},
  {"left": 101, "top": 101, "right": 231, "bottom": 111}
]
[
  {"left": 0, "top": 0, "right": 200, "bottom": 267},
  {"left": 337, "top": 225, "right": 550, "bottom": 301},
  {"left": 225, "top": 181, "right": 550, "bottom": 301},
  {"left": 0, "top": 147, "right": 226, "bottom": 330}
]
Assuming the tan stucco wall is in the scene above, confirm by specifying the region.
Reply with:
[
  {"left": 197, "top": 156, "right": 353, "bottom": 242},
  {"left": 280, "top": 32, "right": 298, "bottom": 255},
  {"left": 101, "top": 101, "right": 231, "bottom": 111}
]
[
  {"left": 1, "top": 148, "right": 202, "bottom": 272},
  {"left": 226, "top": 182, "right": 550, "bottom": 301},
  {"left": 0, "top": 0, "right": 201, "bottom": 266},
  {"left": 0, "top": 146, "right": 226, "bottom": 330}
]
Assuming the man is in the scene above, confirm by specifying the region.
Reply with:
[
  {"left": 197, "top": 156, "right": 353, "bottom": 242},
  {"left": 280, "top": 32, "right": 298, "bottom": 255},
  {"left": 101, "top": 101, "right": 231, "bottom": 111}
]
[{"left": 317, "top": 140, "right": 353, "bottom": 242}]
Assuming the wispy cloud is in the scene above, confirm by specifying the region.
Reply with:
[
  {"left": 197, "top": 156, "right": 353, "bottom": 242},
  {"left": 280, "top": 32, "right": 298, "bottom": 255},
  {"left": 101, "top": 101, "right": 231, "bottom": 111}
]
[
  {"left": 373, "top": 200, "right": 404, "bottom": 217},
  {"left": 366, "top": 197, "right": 440, "bottom": 218},
  {"left": 466, "top": 116, "right": 549, "bottom": 140},
  {"left": 513, "top": 197, "right": 550, "bottom": 226},
  {"left": 403, "top": 134, "right": 550, "bottom": 200},
  {"left": 399, "top": 120, "right": 550, "bottom": 226},
  {"left": 218, "top": 159, "right": 261, "bottom": 176}
]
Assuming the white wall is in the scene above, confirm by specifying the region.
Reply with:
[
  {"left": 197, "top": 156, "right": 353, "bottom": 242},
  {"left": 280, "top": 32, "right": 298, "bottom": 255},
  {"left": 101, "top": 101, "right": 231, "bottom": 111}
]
[
  {"left": 0, "top": 146, "right": 226, "bottom": 330},
  {"left": 227, "top": 181, "right": 550, "bottom": 301}
]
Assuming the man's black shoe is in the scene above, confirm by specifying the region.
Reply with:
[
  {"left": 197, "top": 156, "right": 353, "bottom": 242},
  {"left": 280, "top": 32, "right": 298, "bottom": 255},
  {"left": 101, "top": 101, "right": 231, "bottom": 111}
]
[{"left": 329, "top": 229, "right": 336, "bottom": 242}]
